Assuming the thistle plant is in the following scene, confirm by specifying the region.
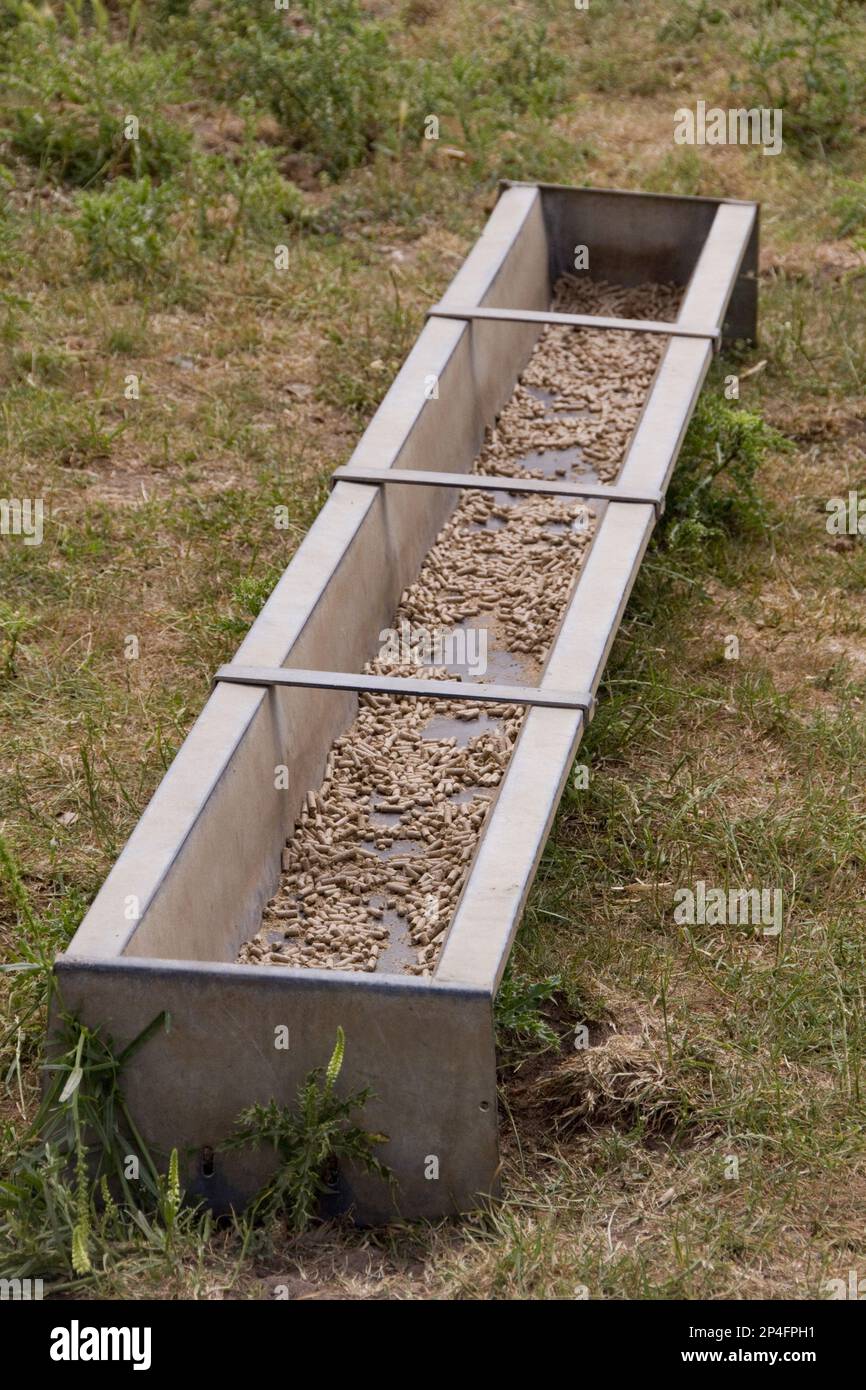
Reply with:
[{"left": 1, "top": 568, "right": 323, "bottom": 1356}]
[
  {"left": 224, "top": 1027, "right": 391, "bottom": 1232},
  {"left": 495, "top": 967, "right": 563, "bottom": 1054}
]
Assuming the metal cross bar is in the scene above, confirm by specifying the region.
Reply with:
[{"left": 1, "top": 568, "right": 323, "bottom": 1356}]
[
  {"left": 213, "top": 665, "right": 595, "bottom": 714},
  {"left": 331, "top": 466, "right": 665, "bottom": 518},
  {"left": 427, "top": 303, "right": 721, "bottom": 351}
]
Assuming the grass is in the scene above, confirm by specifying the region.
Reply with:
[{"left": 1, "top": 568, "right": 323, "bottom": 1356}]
[{"left": 1, "top": 0, "right": 865, "bottom": 1298}]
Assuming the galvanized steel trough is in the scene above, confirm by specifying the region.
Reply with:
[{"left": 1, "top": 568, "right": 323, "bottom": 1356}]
[{"left": 53, "top": 182, "right": 759, "bottom": 1223}]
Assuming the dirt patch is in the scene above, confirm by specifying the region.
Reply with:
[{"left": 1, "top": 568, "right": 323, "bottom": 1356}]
[{"left": 509, "top": 983, "right": 714, "bottom": 1140}]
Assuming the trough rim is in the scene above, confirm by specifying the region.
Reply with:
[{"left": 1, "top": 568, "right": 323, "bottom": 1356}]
[{"left": 58, "top": 181, "right": 759, "bottom": 1001}]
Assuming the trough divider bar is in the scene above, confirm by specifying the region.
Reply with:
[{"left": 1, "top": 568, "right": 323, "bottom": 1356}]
[
  {"left": 427, "top": 303, "right": 721, "bottom": 351},
  {"left": 213, "top": 666, "right": 595, "bottom": 713},
  {"left": 331, "top": 467, "right": 664, "bottom": 517}
]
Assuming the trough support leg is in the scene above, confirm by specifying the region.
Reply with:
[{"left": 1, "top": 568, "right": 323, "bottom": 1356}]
[{"left": 722, "top": 207, "right": 760, "bottom": 348}]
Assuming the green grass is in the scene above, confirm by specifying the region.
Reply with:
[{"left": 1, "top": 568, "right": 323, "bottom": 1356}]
[{"left": 2, "top": 7, "right": 191, "bottom": 185}]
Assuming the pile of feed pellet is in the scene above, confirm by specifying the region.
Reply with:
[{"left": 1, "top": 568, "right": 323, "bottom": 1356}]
[
  {"left": 489, "top": 277, "right": 681, "bottom": 482},
  {"left": 241, "top": 695, "right": 524, "bottom": 976},
  {"left": 238, "top": 279, "right": 680, "bottom": 975}
]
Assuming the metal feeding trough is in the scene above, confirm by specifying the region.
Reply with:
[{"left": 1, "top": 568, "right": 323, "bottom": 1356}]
[{"left": 54, "top": 183, "right": 759, "bottom": 1223}]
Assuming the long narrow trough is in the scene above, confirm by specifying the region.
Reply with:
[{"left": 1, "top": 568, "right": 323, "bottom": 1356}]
[{"left": 54, "top": 183, "right": 759, "bottom": 1222}]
